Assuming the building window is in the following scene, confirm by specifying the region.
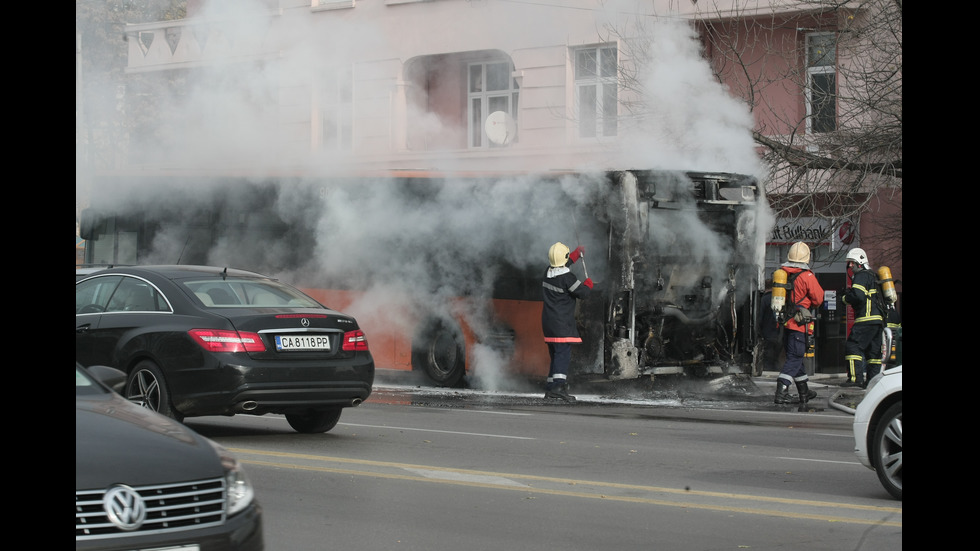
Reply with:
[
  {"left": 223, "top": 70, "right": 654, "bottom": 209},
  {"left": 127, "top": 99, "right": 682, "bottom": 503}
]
[
  {"left": 575, "top": 45, "right": 618, "bottom": 138},
  {"left": 806, "top": 33, "right": 836, "bottom": 134},
  {"left": 467, "top": 61, "right": 519, "bottom": 148},
  {"left": 316, "top": 67, "right": 353, "bottom": 151}
]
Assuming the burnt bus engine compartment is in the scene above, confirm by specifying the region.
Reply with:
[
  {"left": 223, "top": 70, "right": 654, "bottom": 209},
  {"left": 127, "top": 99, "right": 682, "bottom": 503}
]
[
  {"left": 603, "top": 266, "right": 754, "bottom": 379},
  {"left": 574, "top": 170, "right": 761, "bottom": 381}
]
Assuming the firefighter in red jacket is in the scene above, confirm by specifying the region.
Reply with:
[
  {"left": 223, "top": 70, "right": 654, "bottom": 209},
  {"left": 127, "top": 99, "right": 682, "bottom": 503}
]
[
  {"left": 541, "top": 242, "right": 593, "bottom": 402},
  {"left": 775, "top": 242, "right": 824, "bottom": 405}
]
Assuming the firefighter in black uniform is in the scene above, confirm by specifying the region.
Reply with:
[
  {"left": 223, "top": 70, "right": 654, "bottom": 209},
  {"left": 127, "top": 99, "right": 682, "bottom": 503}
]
[
  {"left": 840, "top": 247, "right": 885, "bottom": 388},
  {"left": 886, "top": 305, "right": 902, "bottom": 331},
  {"left": 541, "top": 242, "right": 593, "bottom": 402}
]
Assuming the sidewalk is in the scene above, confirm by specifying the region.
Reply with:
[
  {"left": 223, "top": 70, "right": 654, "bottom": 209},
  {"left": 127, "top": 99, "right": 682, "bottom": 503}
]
[
  {"left": 755, "top": 370, "right": 866, "bottom": 414},
  {"left": 756, "top": 370, "right": 850, "bottom": 387}
]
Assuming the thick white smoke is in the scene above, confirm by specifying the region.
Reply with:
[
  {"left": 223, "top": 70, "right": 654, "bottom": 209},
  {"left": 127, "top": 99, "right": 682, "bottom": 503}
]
[
  {"left": 615, "top": 18, "right": 763, "bottom": 176},
  {"left": 79, "top": 1, "right": 771, "bottom": 389}
]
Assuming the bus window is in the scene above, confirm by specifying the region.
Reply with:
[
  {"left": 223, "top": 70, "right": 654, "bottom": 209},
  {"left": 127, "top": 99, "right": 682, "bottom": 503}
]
[{"left": 80, "top": 210, "right": 139, "bottom": 266}]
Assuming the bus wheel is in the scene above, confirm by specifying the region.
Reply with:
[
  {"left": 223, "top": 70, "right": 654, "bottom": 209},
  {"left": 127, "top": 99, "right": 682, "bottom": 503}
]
[
  {"left": 286, "top": 408, "right": 343, "bottom": 433},
  {"left": 412, "top": 318, "right": 466, "bottom": 387},
  {"left": 125, "top": 360, "right": 183, "bottom": 422}
]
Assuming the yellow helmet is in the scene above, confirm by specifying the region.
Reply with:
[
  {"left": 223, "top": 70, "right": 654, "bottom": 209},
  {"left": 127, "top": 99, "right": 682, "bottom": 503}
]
[
  {"left": 787, "top": 242, "right": 810, "bottom": 264},
  {"left": 548, "top": 242, "right": 570, "bottom": 267}
]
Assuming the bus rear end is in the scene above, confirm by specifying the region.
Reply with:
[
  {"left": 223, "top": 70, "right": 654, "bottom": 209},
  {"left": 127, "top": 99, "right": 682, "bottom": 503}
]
[{"left": 573, "top": 170, "right": 765, "bottom": 381}]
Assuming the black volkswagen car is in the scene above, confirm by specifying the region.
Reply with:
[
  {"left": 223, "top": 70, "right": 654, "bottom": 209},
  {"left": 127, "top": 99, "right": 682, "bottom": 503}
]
[
  {"left": 76, "top": 362, "right": 263, "bottom": 550},
  {"left": 76, "top": 265, "right": 375, "bottom": 433}
]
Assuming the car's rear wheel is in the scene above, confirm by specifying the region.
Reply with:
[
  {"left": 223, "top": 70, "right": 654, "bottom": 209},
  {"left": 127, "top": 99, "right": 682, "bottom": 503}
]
[
  {"left": 125, "top": 360, "right": 183, "bottom": 422},
  {"left": 872, "top": 400, "right": 902, "bottom": 500},
  {"left": 412, "top": 317, "right": 466, "bottom": 387},
  {"left": 286, "top": 408, "right": 343, "bottom": 433}
]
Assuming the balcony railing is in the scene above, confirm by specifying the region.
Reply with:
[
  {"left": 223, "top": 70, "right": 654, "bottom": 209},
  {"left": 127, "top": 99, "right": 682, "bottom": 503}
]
[{"left": 125, "top": 11, "right": 280, "bottom": 73}]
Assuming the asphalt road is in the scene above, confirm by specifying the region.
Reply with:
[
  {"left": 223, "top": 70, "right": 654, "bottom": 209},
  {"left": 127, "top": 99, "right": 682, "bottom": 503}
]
[{"left": 186, "top": 371, "right": 898, "bottom": 551}]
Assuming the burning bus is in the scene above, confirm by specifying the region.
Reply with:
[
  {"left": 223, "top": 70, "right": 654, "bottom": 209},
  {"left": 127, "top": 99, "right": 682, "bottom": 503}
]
[{"left": 78, "top": 167, "right": 767, "bottom": 388}]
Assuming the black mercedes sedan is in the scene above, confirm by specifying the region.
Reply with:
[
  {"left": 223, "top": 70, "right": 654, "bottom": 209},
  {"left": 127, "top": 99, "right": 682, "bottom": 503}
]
[
  {"left": 76, "top": 362, "right": 263, "bottom": 550},
  {"left": 76, "top": 265, "right": 375, "bottom": 433}
]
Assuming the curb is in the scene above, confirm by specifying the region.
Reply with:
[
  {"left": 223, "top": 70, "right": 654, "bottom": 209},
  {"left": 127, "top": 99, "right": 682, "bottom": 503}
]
[{"left": 757, "top": 370, "right": 850, "bottom": 385}]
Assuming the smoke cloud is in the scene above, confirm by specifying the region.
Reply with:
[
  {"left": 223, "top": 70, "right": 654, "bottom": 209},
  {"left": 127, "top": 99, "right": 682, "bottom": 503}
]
[{"left": 79, "top": 1, "right": 770, "bottom": 389}]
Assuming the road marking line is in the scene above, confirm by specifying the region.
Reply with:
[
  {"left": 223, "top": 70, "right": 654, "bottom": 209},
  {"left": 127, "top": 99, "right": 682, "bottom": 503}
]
[
  {"left": 340, "top": 422, "right": 536, "bottom": 439},
  {"left": 229, "top": 448, "right": 902, "bottom": 521},
  {"left": 236, "top": 455, "right": 901, "bottom": 527},
  {"left": 777, "top": 456, "right": 862, "bottom": 465}
]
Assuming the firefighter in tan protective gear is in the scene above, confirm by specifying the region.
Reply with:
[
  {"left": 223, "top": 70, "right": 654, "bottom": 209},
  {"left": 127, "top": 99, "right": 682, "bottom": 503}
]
[{"left": 774, "top": 242, "right": 824, "bottom": 405}]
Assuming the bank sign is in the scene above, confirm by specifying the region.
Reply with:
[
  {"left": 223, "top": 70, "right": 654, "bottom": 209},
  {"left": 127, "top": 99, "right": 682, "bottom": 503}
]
[{"left": 768, "top": 217, "right": 857, "bottom": 250}]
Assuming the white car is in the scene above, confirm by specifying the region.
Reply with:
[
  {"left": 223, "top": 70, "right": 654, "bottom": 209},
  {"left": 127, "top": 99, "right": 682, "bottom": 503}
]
[{"left": 852, "top": 328, "right": 902, "bottom": 500}]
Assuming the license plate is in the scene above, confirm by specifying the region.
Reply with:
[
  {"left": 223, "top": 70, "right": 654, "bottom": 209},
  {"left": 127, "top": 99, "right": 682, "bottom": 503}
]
[{"left": 275, "top": 334, "right": 331, "bottom": 351}]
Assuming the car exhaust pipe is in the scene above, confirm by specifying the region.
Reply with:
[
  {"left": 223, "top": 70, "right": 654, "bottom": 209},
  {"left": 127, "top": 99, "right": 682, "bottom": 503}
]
[
  {"left": 239, "top": 401, "right": 258, "bottom": 411},
  {"left": 351, "top": 398, "right": 363, "bottom": 407}
]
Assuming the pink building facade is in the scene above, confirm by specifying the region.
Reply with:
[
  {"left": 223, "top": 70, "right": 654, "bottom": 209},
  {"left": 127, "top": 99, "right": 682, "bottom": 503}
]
[{"left": 115, "top": 0, "right": 901, "bottom": 352}]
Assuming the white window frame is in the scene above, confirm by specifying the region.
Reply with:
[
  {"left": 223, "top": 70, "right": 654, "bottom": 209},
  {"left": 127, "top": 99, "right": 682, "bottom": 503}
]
[
  {"left": 314, "top": 67, "right": 353, "bottom": 151},
  {"left": 574, "top": 45, "right": 618, "bottom": 139},
  {"left": 467, "top": 61, "right": 520, "bottom": 149},
  {"left": 805, "top": 33, "right": 837, "bottom": 134}
]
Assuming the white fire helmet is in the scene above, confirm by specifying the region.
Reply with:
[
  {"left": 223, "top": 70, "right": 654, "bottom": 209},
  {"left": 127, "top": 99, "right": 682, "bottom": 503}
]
[
  {"left": 787, "top": 242, "right": 811, "bottom": 264},
  {"left": 846, "top": 247, "right": 871, "bottom": 270},
  {"left": 548, "top": 242, "right": 570, "bottom": 267}
]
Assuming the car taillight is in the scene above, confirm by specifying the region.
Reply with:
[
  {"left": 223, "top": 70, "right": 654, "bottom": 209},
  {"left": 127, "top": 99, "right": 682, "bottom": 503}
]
[
  {"left": 342, "top": 329, "right": 369, "bottom": 351},
  {"left": 189, "top": 329, "right": 267, "bottom": 353}
]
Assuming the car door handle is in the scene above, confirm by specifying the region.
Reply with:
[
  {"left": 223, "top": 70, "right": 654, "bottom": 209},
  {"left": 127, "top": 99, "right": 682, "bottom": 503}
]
[{"left": 76, "top": 324, "right": 92, "bottom": 333}]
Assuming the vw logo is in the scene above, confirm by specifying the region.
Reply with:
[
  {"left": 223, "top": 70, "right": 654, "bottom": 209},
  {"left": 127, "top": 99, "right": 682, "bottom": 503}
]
[
  {"left": 104, "top": 485, "right": 147, "bottom": 531},
  {"left": 301, "top": 318, "right": 310, "bottom": 327}
]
